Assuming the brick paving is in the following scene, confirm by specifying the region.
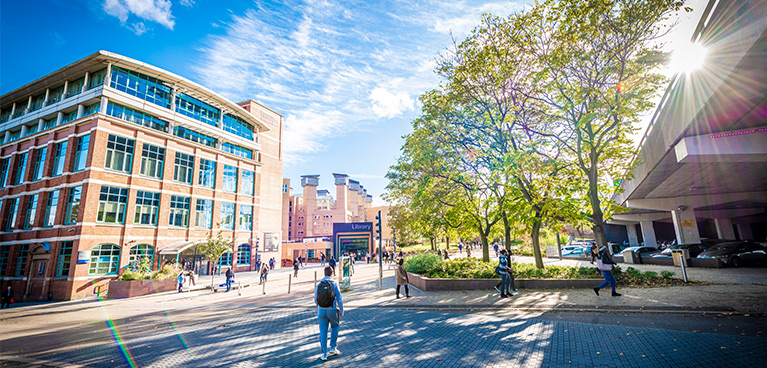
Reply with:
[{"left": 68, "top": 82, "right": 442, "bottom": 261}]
[{"left": 3, "top": 306, "right": 764, "bottom": 368}]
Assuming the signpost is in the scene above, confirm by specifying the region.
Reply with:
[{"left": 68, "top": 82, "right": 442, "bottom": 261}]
[{"left": 376, "top": 210, "right": 382, "bottom": 290}]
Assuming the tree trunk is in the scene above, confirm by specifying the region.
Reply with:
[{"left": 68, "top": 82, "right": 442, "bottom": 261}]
[
  {"left": 479, "top": 225, "right": 491, "bottom": 262},
  {"left": 531, "top": 217, "right": 544, "bottom": 269},
  {"left": 502, "top": 211, "right": 512, "bottom": 252},
  {"left": 430, "top": 237, "right": 436, "bottom": 251},
  {"left": 588, "top": 165, "right": 609, "bottom": 249},
  {"left": 445, "top": 236, "right": 450, "bottom": 250}
]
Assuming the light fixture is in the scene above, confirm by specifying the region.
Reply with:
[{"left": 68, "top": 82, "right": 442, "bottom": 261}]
[{"left": 676, "top": 205, "right": 687, "bottom": 212}]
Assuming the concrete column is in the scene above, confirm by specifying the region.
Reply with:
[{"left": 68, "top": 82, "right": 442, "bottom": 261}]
[
  {"left": 62, "top": 80, "right": 69, "bottom": 98},
  {"left": 640, "top": 220, "right": 657, "bottom": 247},
  {"left": 626, "top": 224, "right": 640, "bottom": 246},
  {"left": 37, "top": 119, "right": 44, "bottom": 132},
  {"left": 83, "top": 72, "right": 89, "bottom": 92},
  {"left": 99, "top": 97, "right": 108, "bottom": 114},
  {"left": 27, "top": 96, "right": 32, "bottom": 110},
  {"left": 56, "top": 112, "right": 63, "bottom": 126},
  {"left": 43, "top": 89, "right": 50, "bottom": 107},
  {"left": 671, "top": 208, "right": 701, "bottom": 245},
  {"left": 10, "top": 102, "right": 16, "bottom": 116},
  {"left": 105, "top": 63, "right": 112, "bottom": 87},
  {"left": 736, "top": 223, "right": 754, "bottom": 240},
  {"left": 76, "top": 104, "right": 84, "bottom": 119},
  {"left": 20, "top": 125, "right": 28, "bottom": 137},
  {"left": 3, "top": 131, "right": 9, "bottom": 143},
  {"left": 714, "top": 218, "right": 736, "bottom": 240}
]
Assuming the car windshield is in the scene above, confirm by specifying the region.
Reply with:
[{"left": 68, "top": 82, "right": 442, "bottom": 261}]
[{"left": 712, "top": 244, "right": 736, "bottom": 251}]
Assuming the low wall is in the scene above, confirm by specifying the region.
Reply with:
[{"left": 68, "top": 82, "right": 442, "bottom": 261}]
[
  {"left": 407, "top": 272, "right": 599, "bottom": 291},
  {"left": 107, "top": 278, "right": 177, "bottom": 299}
]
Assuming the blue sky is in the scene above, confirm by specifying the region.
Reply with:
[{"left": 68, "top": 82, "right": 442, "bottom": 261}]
[{"left": 0, "top": 0, "right": 705, "bottom": 204}]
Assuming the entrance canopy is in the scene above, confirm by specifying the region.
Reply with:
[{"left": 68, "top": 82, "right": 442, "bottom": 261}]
[{"left": 159, "top": 240, "right": 201, "bottom": 255}]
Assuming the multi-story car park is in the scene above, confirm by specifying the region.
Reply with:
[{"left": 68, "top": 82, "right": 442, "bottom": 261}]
[{"left": 0, "top": 51, "right": 284, "bottom": 301}]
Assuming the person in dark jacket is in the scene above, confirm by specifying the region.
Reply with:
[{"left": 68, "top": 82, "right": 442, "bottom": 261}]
[
  {"left": 294, "top": 260, "right": 300, "bottom": 277},
  {"left": 394, "top": 258, "right": 410, "bottom": 299},
  {"left": 1, "top": 286, "right": 13, "bottom": 308},
  {"left": 497, "top": 249, "right": 512, "bottom": 298},
  {"left": 225, "top": 267, "right": 234, "bottom": 292},
  {"left": 594, "top": 246, "right": 621, "bottom": 297},
  {"left": 590, "top": 242, "right": 598, "bottom": 264}
]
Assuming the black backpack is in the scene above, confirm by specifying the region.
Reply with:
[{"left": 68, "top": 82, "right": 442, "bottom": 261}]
[{"left": 316, "top": 281, "right": 335, "bottom": 308}]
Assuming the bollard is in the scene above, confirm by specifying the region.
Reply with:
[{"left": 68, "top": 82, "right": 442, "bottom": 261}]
[
  {"left": 288, "top": 274, "right": 292, "bottom": 294},
  {"left": 379, "top": 267, "right": 383, "bottom": 290},
  {"left": 238, "top": 282, "right": 241, "bottom": 296},
  {"left": 314, "top": 271, "right": 317, "bottom": 289},
  {"left": 263, "top": 278, "right": 266, "bottom": 295}
]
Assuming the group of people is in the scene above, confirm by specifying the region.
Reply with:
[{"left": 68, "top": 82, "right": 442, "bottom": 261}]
[{"left": 176, "top": 270, "right": 196, "bottom": 293}]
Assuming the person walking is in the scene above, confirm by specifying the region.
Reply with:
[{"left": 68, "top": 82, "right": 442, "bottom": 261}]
[
  {"left": 395, "top": 258, "right": 410, "bottom": 299},
  {"left": 458, "top": 243, "right": 463, "bottom": 254},
  {"left": 269, "top": 257, "right": 275, "bottom": 270},
  {"left": 590, "top": 242, "right": 598, "bottom": 264},
  {"left": 177, "top": 273, "right": 185, "bottom": 293},
  {"left": 225, "top": 267, "right": 234, "bottom": 292},
  {"left": 1, "top": 286, "right": 14, "bottom": 308},
  {"left": 321, "top": 252, "right": 326, "bottom": 267},
  {"left": 594, "top": 246, "right": 621, "bottom": 297},
  {"left": 260, "top": 263, "right": 269, "bottom": 284},
  {"left": 315, "top": 266, "right": 344, "bottom": 361},
  {"left": 293, "top": 260, "right": 300, "bottom": 277},
  {"left": 186, "top": 271, "right": 196, "bottom": 286},
  {"left": 493, "top": 243, "right": 500, "bottom": 257},
  {"left": 497, "top": 249, "right": 512, "bottom": 298}
]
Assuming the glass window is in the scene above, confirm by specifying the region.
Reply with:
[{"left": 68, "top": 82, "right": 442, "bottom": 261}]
[
  {"left": 49, "top": 85, "right": 65, "bottom": 104},
  {"left": 198, "top": 159, "right": 216, "bottom": 189},
  {"left": 221, "top": 142, "right": 253, "bottom": 159},
  {"left": 6, "top": 198, "right": 19, "bottom": 231},
  {"left": 87, "top": 68, "right": 107, "bottom": 89},
  {"left": 173, "top": 152, "right": 194, "bottom": 184},
  {"left": 140, "top": 143, "right": 165, "bottom": 179},
  {"left": 97, "top": 186, "right": 128, "bottom": 224},
  {"left": 239, "top": 205, "right": 253, "bottom": 231},
  {"left": 175, "top": 93, "right": 220, "bottom": 127},
  {"left": 0, "top": 245, "right": 9, "bottom": 276},
  {"left": 32, "top": 147, "right": 47, "bottom": 180},
  {"left": 237, "top": 244, "right": 251, "bottom": 265},
  {"left": 52, "top": 141, "right": 68, "bottom": 176},
  {"left": 68, "top": 78, "right": 84, "bottom": 97},
  {"left": 65, "top": 186, "right": 82, "bottom": 224},
  {"left": 110, "top": 66, "right": 173, "bottom": 108},
  {"left": 62, "top": 110, "right": 78, "bottom": 124},
  {"left": 44, "top": 190, "right": 59, "bottom": 227},
  {"left": 83, "top": 102, "right": 100, "bottom": 117},
  {"left": 12, "top": 102, "right": 26, "bottom": 118},
  {"left": 169, "top": 195, "right": 190, "bottom": 227},
  {"left": 241, "top": 170, "right": 255, "bottom": 196},
  {"left": 0, "top": 110, "right": 10, "bottom": 123},
  {"left": 106, "top": 102, "right": 169, "bottom": 132},
  {"left": 56, "top": 241, "right": 73, "bottom": 277},
  {"left": 24, "top": 194, "right": 39, "bottom": 229},
  {"left": 30, "top": 94, "right": 45, "bottom": 111},
  {"left": 88, "top": 244, "right": 120, "bottom": 275},
  {"left": 128, "top": 244, "right": 154, "bottom": 271},
  {"left": 173, "top": 126, "right": 217, "bottom": 147},
  {"left": 218, "top": 252, "right": 232, "bottom": 267},
  {"left": 73, "top": 134, "right": 90, "bottom": 172},
  {"left": 104, "top": 134, "right": 134, "bottom": 173},
  {"left": 220, "top": 202, "right": 235, "bottom": 230},
  {"left": 134, "top": 191, "right": 160, "bottom": 226},
  {"left": 222, "top": 113, "right": 254, "bottom": 141},
  {"left": 223, "top": 165, "right": 238, "bottom": 192},
  {"left": 195, "top": 199, "right": 213, "bottom": 229},
  {"left": 0, "top": 158, "right": 9, "bottom": 187},
  {"left": 15, "top": 244, "right": 28, "bottom": 277},
  {"left": 13, "top": 152, "right": 28, "bottom": 185}
]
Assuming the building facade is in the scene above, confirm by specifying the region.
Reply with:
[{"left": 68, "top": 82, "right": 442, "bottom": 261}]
[{"left": 0, "top": 51, "right": 283, "bottom": 301}]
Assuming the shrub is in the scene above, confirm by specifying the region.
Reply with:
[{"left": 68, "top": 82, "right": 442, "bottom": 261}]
[
  {"left": 119, "top": 270, "right": 141, "bottom": 281},
  {"left": 151, "top": 264, "right": 179, "bottom": 280},
  {"left": 643, "top": 271, "right": 658, "bottom": 278},
  {"left": 660, "top": 270, "right": 675, "bottom": 279},
  {"left": 625, "top": 267, "right": 642, "bottom": 278},
  {"left": 403, "top": 253, "right": 443, "bottom": 275}
]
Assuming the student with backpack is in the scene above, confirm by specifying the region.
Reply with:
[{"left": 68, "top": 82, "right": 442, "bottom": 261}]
[{"left": 315, "top": 266, "right": 344, "bottom": 361}]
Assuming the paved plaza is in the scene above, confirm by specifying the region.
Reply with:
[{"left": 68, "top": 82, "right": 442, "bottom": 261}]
[{"left": 2, "top": 263, "right": 767, "bottom": 367}]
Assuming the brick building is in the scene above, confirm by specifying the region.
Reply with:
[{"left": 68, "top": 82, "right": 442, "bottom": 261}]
[{"left": 0, "top": 51, "right": 283, "bottom": 300}]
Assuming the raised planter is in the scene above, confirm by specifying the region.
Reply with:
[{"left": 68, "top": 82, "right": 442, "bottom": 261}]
[
  {"left": 406, "top": 272, "right": 599, "bottom": 291},
  {"left": 107, "top": 278, "right": 177, "bottom": 299}
]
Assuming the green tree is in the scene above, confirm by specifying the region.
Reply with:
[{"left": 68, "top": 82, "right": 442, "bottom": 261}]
[
  {"left": 522, "top": 0, "right": 687, "bottom": 249},
  {"left": 197, "top": 230, "right": 233, "bottom": 290}
]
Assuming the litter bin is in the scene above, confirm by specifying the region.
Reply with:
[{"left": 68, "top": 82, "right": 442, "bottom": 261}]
[
  {"left": 671, "top": 249, "right": 689, "bottom": 267},
  {"left": 623, "top": 249, "right": 640, "bottom": 264}
]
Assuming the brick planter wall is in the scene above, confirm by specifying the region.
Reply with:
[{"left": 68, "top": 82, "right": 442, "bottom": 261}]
[
  {"left": 107, "top": 278, "right": 177, "bottom": 299},
  {"left": 406, "top": 272, "right": 600, "bottom": 291}
]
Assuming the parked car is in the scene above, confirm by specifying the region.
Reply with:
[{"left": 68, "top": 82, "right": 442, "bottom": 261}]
[
  {"left": 561, "top": 246, "right": 588, "bottom": 257},
  {"left": 696, "top": 241, "right": 767, "bottom": 267},
  {"left": 652, "top": 244, "right": 708, "bottom": 258},
  {"left": 622, "top": 246, "right": 661, "bottom": 259}
]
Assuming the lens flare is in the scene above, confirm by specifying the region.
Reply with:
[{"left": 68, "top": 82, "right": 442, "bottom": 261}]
[{"left": 670, "top": 43, "right": 707, "bottom": 73}]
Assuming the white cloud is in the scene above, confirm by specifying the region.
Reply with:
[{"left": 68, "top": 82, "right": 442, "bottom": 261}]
[
  {"left": 193, "top": 0, "right": 526, "bottom": 164},
  {"left": 370, "top": 87, "right": 414, "bottom": 118},
  {"left": 102, "top": 0, "right": 175, "bottom": 31},
  {"left": 179, "top": 0, "right": 195, "bottom": 6}
]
